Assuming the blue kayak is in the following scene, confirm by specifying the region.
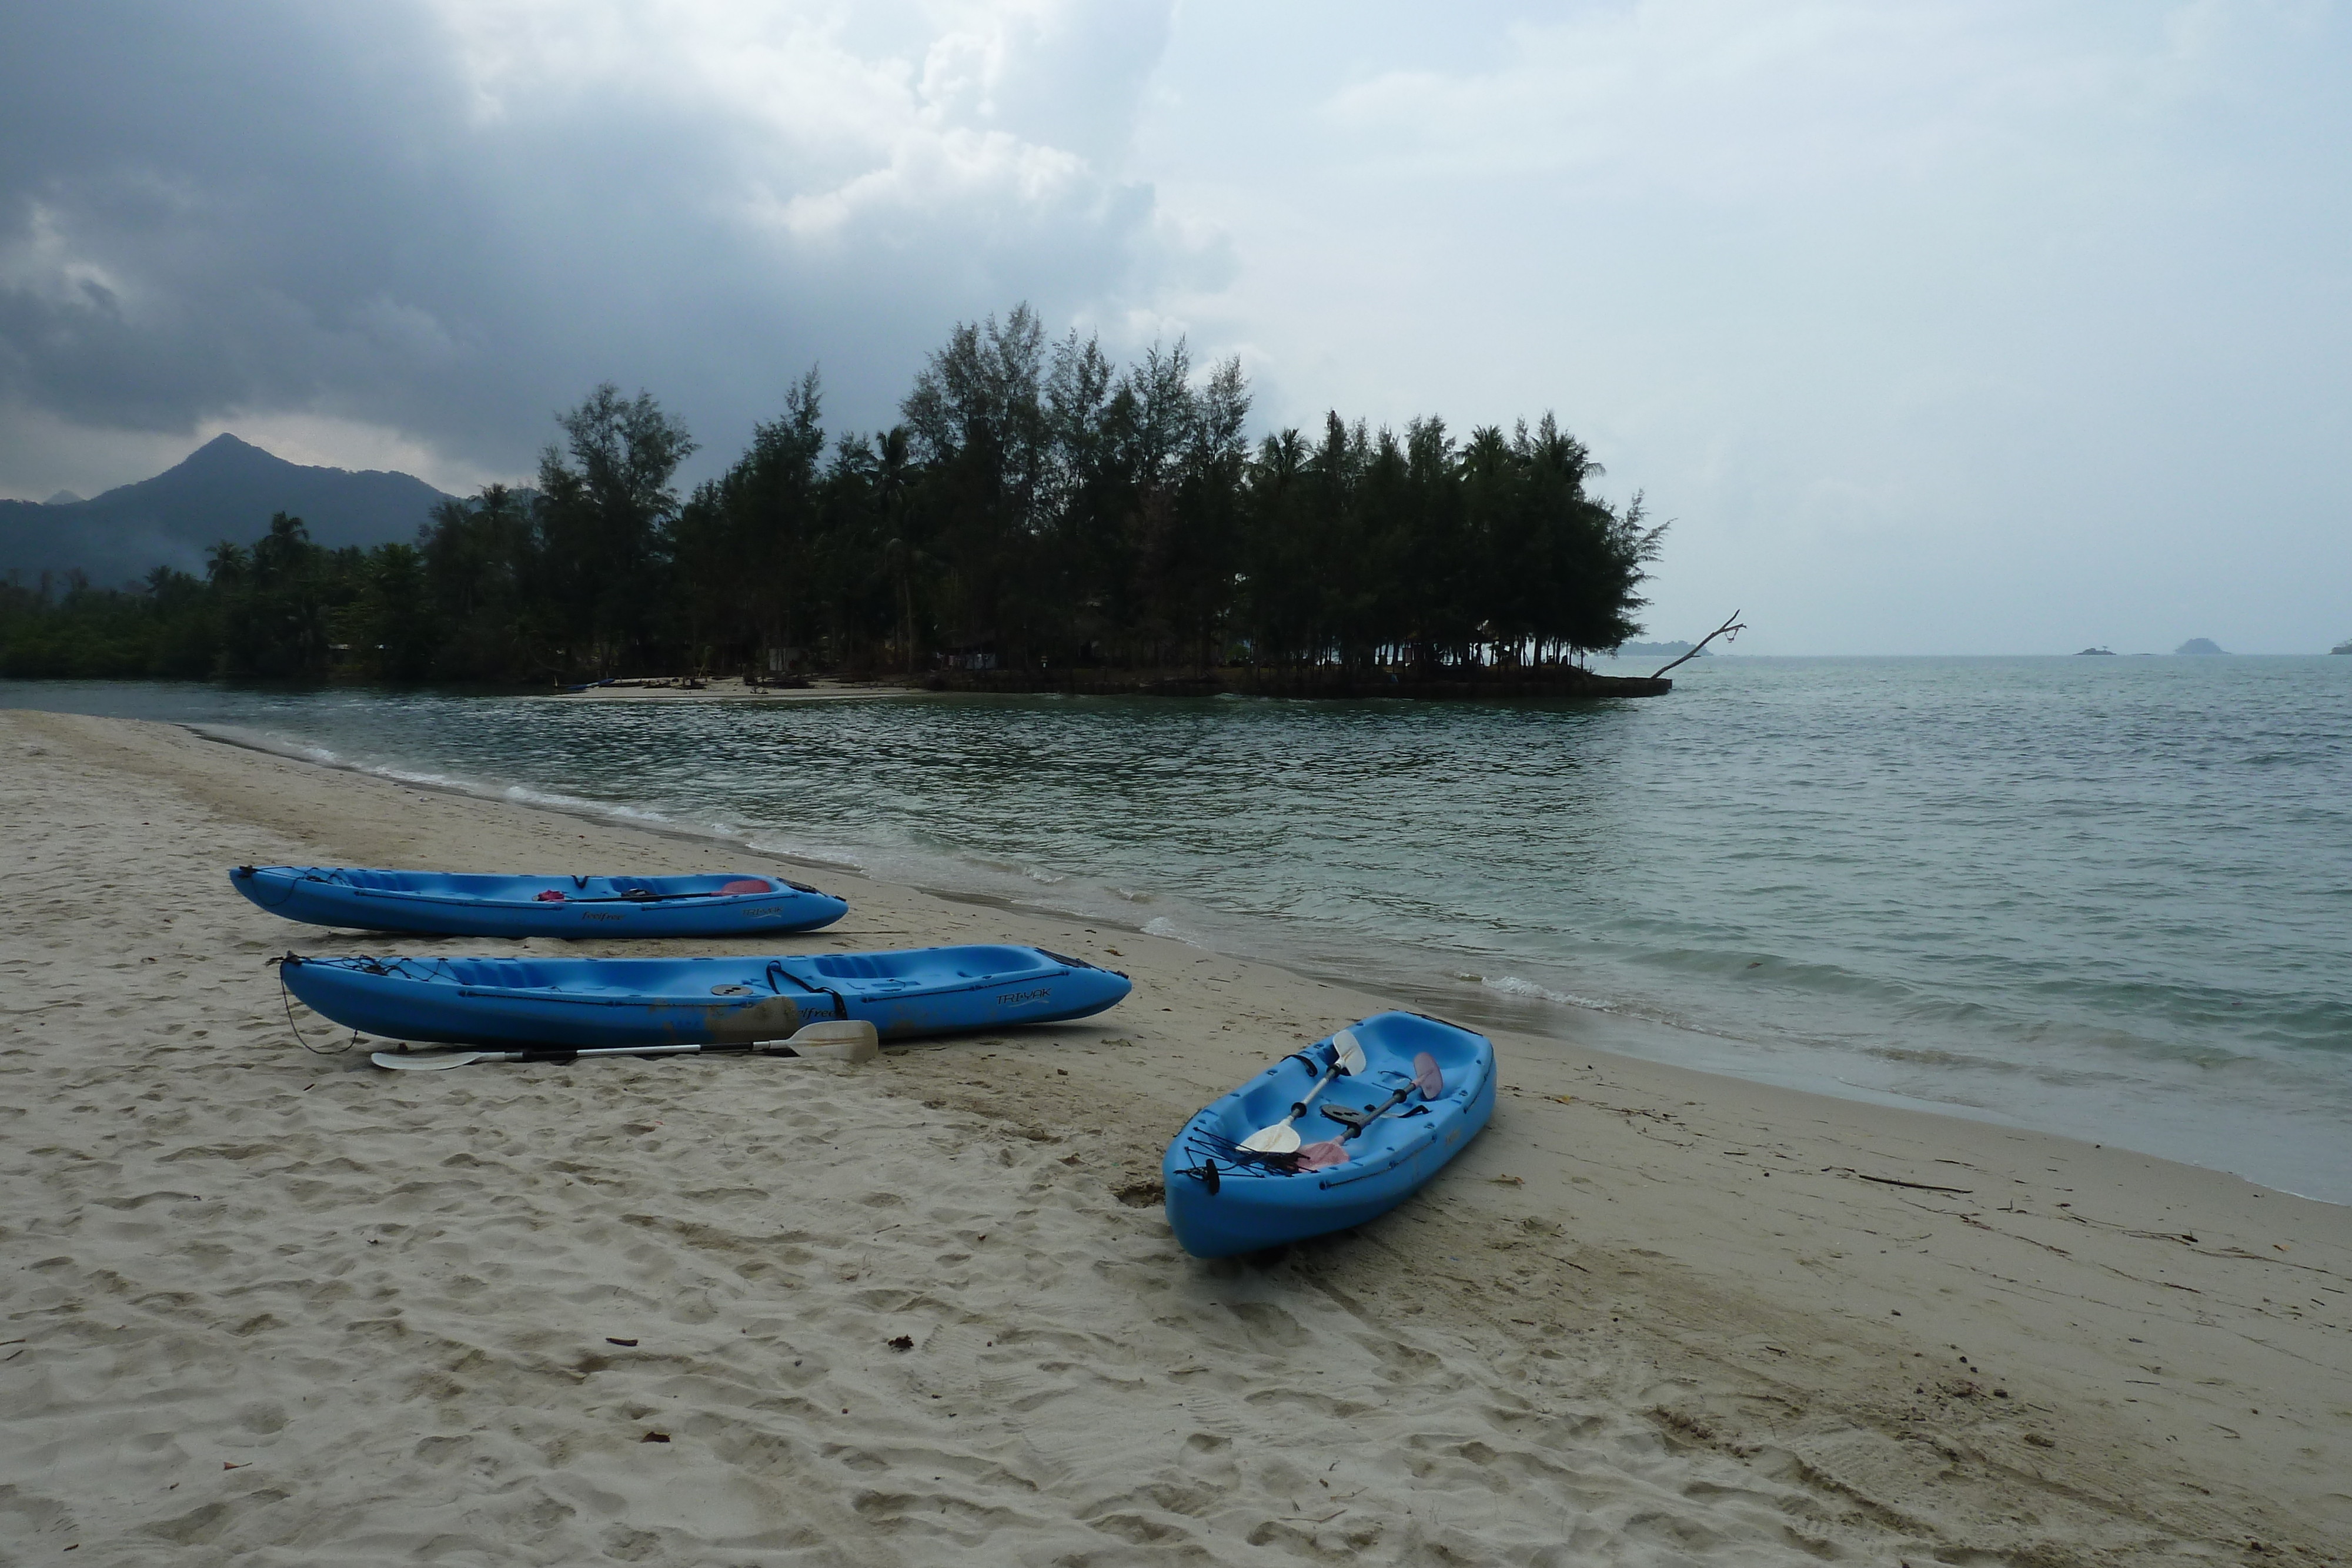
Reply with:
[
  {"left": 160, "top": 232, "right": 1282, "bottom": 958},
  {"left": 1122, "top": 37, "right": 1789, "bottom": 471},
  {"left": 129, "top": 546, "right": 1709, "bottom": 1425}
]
[
  {"left": 231, "top": 866, "right": 847, "bottom": 938},
  {"left": 279, "top": 945, "right": 1130, "bottom": 1047},
  {"left": 1161, "top": 1012, "right": 1496, "bottom": 1257}
]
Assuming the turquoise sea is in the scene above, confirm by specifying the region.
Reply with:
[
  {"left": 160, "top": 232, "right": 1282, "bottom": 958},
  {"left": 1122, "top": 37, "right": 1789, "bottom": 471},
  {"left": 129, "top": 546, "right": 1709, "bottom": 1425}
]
[{"left": 10, "top": 656, "right": 2349, "bottom": 1201}]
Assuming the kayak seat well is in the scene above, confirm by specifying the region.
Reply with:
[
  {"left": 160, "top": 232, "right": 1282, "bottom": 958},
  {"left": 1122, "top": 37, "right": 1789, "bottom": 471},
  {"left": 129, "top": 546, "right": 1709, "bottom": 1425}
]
[
  {"left": 335, "top": 868, "right": 416, "bottom": 892},
  {"left": 440, "top": 958, "right": 554, "bottom": 989},
  {"left": 805, "top": 945, "right": 1050, "bottom": 982}
]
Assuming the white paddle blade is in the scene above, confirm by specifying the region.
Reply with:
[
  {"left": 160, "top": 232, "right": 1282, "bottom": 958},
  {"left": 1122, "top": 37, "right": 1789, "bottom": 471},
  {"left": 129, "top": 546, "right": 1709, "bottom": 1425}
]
[
  {"left": 1332, "top": 1028, "right": 1367, "bottom": 1076},
  {"left": 1240, "top": 1121, "right": 1304, "bottom": 1154},
  {"left": 371, "top": 1050, "right": 485, "bottom": 1072},
  {"left": 1412, "top": 1051, "right": 1442, "bottom": 1098},
  {"left": 778, "top": 1018, "right": 880, "bottom": 1062}
]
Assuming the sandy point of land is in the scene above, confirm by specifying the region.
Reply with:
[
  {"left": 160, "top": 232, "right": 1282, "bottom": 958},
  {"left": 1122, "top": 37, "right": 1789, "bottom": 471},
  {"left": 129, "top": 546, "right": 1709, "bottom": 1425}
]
[
  {"left": 535, "top": 676, "right": 913, "bottom": 703},
  {"left": 1, "top": 705, "right": 2347, "bottom": 1566}
]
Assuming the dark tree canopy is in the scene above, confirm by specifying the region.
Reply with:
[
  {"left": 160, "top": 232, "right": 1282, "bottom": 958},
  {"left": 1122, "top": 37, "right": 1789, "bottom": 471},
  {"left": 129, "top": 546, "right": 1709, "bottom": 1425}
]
[{"left": 2, "top": 311, "right": 1667, "bottom": 683}]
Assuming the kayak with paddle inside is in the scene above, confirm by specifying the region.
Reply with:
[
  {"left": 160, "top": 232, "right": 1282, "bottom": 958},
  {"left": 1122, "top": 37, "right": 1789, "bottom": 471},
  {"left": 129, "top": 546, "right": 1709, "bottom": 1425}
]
[
  {"left": 1161, "top": 1011, "right": 1496, "bottom": 1257},
  {"left": 231, "top": 866, "right": 848, "bottom": 938}
]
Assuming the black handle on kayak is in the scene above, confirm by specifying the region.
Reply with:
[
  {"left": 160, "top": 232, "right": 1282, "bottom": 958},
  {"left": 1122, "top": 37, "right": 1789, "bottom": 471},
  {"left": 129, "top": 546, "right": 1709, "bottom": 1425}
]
[{"left": 763, "top": 959, "right": 847, "bottom": 1020}]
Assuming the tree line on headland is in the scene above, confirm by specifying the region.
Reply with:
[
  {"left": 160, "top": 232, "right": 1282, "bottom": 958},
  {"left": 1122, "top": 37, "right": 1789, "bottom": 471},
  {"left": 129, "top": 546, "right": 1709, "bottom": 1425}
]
[{"left": 1, "top": 306, "right": 1665, "bottom": 686}]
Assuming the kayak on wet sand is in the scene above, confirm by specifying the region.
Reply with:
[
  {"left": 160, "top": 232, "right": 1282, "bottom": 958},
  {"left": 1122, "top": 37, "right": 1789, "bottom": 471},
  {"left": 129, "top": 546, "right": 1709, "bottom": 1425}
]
[
  {"left": 278, "top": 944, "right": 1130, "bottom": 1048},
  {"left": 231, "top": 865, "right": 848, "bottom": 938},
  {"left": 1161, "top": 1011, "right": 1496, "bottom": 1257}
]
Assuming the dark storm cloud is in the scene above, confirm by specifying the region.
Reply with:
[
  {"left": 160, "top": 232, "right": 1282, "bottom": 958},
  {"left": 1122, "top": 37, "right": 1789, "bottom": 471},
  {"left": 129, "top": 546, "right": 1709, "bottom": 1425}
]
[
  {"left": 0, "top": 2, "right": 1186, "bottom": 479},
  {"left": 2, "top": 8, "right": 486, "bottom": 423}
]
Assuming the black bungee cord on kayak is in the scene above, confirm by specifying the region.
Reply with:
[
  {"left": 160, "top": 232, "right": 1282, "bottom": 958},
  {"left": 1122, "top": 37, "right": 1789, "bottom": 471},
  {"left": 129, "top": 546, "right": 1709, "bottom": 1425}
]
[
  {"left": 1175, "top": 1131, "right": 1303, "bottom": 1189},
  {"left": 270, "top": 954, "right": 358, "bottom": 1055}
]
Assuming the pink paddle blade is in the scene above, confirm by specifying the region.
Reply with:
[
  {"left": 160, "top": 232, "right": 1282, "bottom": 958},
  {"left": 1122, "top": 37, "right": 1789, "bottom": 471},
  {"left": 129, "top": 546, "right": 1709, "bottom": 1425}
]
[
  {"left": 1293, "top": 1140, "right": 1349, "bottom": 1172},
  {"left": 1412, "top": 1052, "right": 1442, "bottom": 1098},
  {"left": 720, "top": 878, "right": 773, "bottom": 894},
  {"left": 535, "top": 890, "right": 567, "bottom": 902}
]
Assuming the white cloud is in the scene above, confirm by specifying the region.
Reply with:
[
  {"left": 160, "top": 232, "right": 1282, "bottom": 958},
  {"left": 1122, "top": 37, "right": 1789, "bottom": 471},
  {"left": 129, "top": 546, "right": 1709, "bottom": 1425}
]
[
  {"left": 0, "top": 202, "right": 139, "bottom": 317},
  {"left": 422, "top": 0, "right": 1155, "bottom": 241},
  {"left": 764, "top": 128, "right": 1093, "bottom": 241}
]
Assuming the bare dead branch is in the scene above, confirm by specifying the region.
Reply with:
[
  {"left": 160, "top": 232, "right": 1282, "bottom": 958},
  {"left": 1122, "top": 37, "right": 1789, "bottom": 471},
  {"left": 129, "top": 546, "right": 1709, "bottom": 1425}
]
[{"left": 1650, "top": 610, "right": 1746, "bottom": 680}]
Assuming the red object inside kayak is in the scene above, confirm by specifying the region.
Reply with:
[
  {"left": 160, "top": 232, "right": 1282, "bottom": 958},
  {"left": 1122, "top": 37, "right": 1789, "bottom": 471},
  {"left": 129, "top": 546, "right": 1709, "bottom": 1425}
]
[
  {"left": 536, "top": 890, "right": 566, "bottom": 902},
  {"left": 720, "top": 878, "right": 772, "bottom": 895}
]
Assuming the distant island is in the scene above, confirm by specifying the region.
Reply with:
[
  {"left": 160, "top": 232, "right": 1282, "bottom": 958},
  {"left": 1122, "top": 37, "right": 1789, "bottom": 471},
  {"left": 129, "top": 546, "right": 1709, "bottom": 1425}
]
[
  {"left": 2174, "top": 638, "right": 2227, "bottom": 656},
  {"left": 2075, "top": 646, "right": 2115, "bottom": 655},
  {"left": 2332, "top": 637, "right": 2351, "bottom": 655},
  {"left": 2, "top": 305, "right": 1673, "bottom": 701}
]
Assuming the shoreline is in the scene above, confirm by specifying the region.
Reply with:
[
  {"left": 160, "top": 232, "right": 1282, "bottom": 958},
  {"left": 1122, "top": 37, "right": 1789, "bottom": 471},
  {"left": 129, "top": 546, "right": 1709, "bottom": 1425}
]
[
  {"left": 183, "top": 706, "right": 2344, "bottom": 1206},
  {"left": 534, "top": 670, "right": 1675, "bottom": 702},
  {"left": 4, "top": 707, "right": 2347, "bottom": 1562}
]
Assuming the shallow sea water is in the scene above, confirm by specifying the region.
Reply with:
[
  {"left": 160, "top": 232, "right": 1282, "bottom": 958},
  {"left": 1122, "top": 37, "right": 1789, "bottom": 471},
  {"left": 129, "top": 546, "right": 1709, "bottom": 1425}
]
[{"left": 10, "top": 655, "right": 2348, "bottom": 1199}]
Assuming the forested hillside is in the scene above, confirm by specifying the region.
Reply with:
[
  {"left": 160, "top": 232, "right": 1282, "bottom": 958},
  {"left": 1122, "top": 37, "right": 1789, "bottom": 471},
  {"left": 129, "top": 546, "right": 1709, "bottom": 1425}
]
[{"left": 1, "top": 307, "right": 1664, "bottom": 683}]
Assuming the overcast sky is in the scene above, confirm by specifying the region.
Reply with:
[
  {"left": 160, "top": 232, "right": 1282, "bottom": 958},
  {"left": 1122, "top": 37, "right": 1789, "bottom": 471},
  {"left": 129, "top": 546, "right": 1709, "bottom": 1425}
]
[{"left": 3, "top": 1, "right": 2346, "bottom": 651}]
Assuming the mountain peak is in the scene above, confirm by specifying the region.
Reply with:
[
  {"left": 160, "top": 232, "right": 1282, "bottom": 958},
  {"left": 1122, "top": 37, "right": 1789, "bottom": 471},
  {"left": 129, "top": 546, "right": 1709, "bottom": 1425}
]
[
  {"left": 178, "top": 431, "right": 288, "bottom": 474},
  {"left": 1, "top": 432, "right": 453, "bottom": 585}
]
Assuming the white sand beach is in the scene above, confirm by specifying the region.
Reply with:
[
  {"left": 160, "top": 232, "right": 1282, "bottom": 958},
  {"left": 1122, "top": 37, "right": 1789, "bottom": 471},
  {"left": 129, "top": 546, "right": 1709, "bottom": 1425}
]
[{"left": 2, "top": 707, "right": 2346, "bottom": 1565}]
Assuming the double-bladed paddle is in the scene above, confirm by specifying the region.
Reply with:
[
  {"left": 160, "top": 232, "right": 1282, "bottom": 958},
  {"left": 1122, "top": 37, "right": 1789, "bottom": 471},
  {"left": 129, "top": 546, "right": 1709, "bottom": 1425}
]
[
  {"left": 1240, "top": 1029, "right": 1368, "bottom": 1154},
  {"left": 1318, "top": 1051, "right": 1444, "bottom": 1141},
  {"left": 368, "top": 1018, "right": 880, "bottom": 1072}
]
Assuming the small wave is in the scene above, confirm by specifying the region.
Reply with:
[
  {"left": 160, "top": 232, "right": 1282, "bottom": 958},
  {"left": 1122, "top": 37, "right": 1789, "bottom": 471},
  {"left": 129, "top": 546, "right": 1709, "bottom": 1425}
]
[
  {"left": 744, "top": 836, "right": 866, "bottom": 870},
  {"left": 1142, "top": 916, "right": 1210, "bottom": 947},
  {"left": 1471, "top": 973, "right": 1616, "bottom": 1012}
]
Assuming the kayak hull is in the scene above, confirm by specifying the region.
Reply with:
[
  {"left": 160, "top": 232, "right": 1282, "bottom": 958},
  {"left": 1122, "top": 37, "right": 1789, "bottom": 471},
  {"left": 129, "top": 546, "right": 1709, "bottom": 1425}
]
[
  {"left": 280, "top": 945, "right": 1129, "bottom": 1046},
  {"left": 232, "top": 866, "right": 847, "bottom": 938},
  {"left": 1161, "top": 1012, "right": 1496, "bottom": 1258}
]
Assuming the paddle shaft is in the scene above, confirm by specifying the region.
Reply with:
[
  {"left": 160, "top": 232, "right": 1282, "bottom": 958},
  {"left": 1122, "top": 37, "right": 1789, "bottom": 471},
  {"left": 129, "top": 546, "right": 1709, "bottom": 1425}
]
[
  {"left": 1337, "top": 1083, "right": 1415, "bottom": 1139},
  {"left": 1271, "top": 1071, "right": 1341, "bottom": 1132},
  {"left": 1328, "top": 1053, "right": 1445, "bottom": 1141},
  {"left": 370, "top": 1017, "right": 880, "bottom": 1071},
  {"left": 375, "top": 1039, "right": 799, "bottom": 1070}
]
